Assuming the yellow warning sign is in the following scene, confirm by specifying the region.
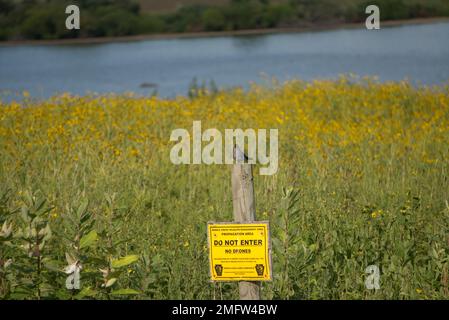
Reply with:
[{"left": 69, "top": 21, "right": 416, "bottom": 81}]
[{"left": 207, "top": 222, "right": 272, "bottom": 281}]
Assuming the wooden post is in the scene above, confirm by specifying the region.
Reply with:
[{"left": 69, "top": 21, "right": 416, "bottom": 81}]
[{"left": 232, "top": 145, "right": 260, "bottom": 300}]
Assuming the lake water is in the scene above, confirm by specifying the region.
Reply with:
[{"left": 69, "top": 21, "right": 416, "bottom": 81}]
[{"left": 1, "top": 22, "right": 449, "bottom": 99}]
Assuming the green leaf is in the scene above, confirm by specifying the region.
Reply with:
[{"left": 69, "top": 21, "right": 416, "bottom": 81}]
[
  {"left": 43, "top": 259, "right": 63, "bottom": 273},
  {"left": 20, "top": 206, "right": 31, "bottom": 222},
  {"left": 79, "top": 230, "right": 98, "bottom": 249},
  {"left": 105, "top": 278, "right": 117, "bottom": 288},
  {"left": 110, "top": 288, "right": 140, "bottom": 295},
  {"left": 75, "top": 287, "right": 97, "bottom": 299},
  {"left": 111, "top": 255, "right": 139, "bottom": 268},
  {"left": 77, "top": 199, "right": 89, "bottom": 219},
  {"left": 65, "top": 252, "right": 77, "bottom": 265},
  {"left": 272, "top": 237, "right": 283, "bottom": 253}
]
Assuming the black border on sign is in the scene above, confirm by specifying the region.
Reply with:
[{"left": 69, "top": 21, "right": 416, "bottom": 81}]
[{"left": 207, "top": 221, "right": 273, "bottom": 282}]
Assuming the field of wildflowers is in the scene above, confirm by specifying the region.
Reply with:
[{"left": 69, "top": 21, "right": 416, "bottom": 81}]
[{"left": 0, "top": 77, "right": 448, "bottom": 299}]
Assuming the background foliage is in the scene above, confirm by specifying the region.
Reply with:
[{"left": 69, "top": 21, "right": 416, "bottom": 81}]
[{"left": 1, "top": 0, "right": 449, "bottom": 40}]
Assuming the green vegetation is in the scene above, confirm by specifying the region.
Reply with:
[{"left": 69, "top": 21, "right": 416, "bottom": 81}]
[
  {"left": 1, "top": 0, "right": 449, "bottom": 41},
  {"left": 1, "top": 78, "right": 449, "bottom": 299}
]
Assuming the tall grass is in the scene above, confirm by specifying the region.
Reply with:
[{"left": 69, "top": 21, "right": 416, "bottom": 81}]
[{"left": 1, "top": 77, "right": 448, "bottom": 299}]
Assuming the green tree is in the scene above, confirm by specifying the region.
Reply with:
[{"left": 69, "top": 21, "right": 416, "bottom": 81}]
[{"left": 201, "top": 8, "right": 226, "bottom": 31}]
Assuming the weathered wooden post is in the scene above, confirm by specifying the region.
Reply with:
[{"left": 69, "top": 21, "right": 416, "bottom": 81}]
[{"left": 232, "top": 145, "right": 260, "bottom": 300}]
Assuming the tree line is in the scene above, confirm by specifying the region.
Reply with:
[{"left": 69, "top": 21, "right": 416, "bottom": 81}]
[{"left": 1, "top": 0, "right": 449, "bottom": 41}]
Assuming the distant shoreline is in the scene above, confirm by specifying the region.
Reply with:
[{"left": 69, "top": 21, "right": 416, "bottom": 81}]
[{"left": 1, "top": 16, "right": 449, "bottom": 46}]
